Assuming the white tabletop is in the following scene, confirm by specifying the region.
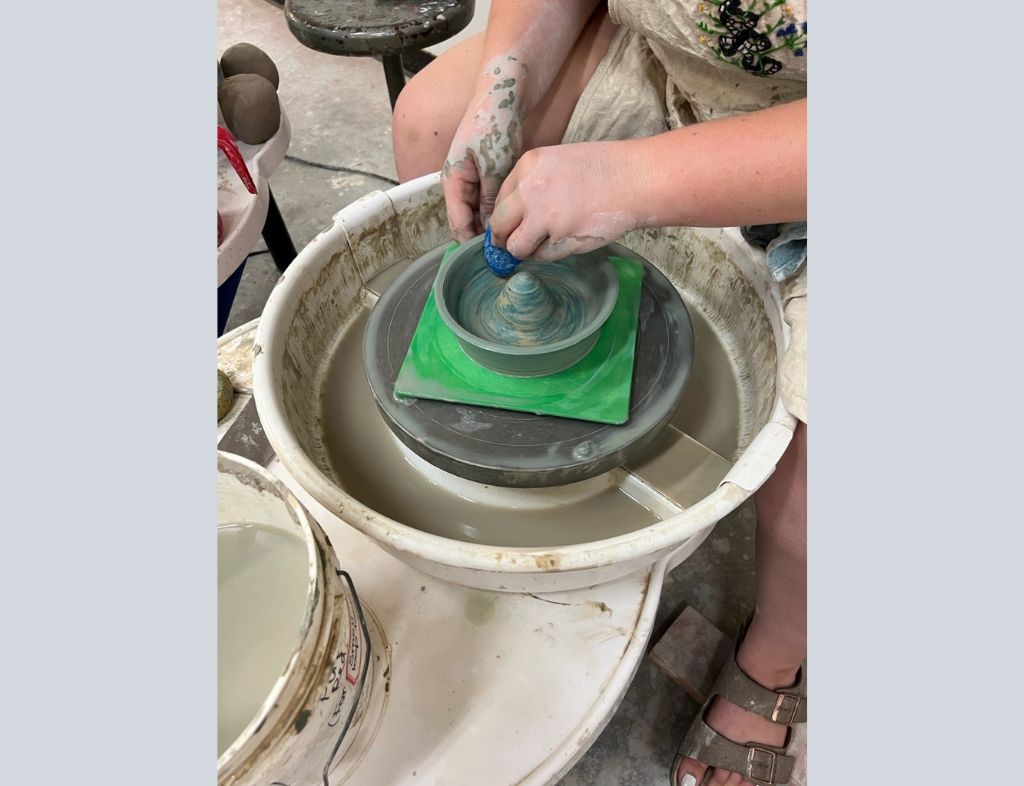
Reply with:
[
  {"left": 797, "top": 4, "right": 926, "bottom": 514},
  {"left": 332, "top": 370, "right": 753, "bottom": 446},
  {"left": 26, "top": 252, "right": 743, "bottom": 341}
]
[{"left": 217, "top": 319, "right": 663, "bottom": 785}]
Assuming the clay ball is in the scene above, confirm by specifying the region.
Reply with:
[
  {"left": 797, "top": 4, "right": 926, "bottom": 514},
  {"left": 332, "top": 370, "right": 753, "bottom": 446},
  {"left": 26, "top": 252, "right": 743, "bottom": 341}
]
[
  {"left": 220, "top": 43, "right": 279, "bottom": 89},
  {"left": 218, "top": 369, "right": 234, "bottom": 421},
  {"left": 218, "top": 74, "right": 281, "bottom": 145}
]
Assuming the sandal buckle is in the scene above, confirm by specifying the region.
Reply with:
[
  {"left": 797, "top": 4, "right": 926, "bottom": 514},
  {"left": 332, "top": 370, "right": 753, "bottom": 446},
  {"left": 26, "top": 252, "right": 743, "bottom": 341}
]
[
  {"left": 747, "top": 746, "right": 777, "bottom": 784},
  {"left": 772, "top": 693, "right": 801, "bottom": 724}
]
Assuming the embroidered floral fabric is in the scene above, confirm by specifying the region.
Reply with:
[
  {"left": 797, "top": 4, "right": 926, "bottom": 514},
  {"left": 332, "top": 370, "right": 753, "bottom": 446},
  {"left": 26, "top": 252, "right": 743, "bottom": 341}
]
[
  {"left": 592, "top": 0, "right": 807, "bottom": 124},
  {"left": 697, "top": 0, "right": 807, "bottom": 76}
]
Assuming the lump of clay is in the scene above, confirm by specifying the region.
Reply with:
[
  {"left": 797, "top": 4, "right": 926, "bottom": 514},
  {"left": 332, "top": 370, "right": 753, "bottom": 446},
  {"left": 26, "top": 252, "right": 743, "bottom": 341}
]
[
  {"left": 220, "top": 43, "right": 280, "bottom": 89},
  {"left": 219, "top": 74, "right": 281, "bottom": 144},
  {"left": 455, "top": 267, "right": 586, "bottom": 347},
  {"left": 484, "top": 226, "right": 521, "bottom": 277},
  {"left": 484, "top": 270, "right": 583, "bottom": 346},
  {"left": 218, "top": 369, "right": 234, "bottom": 421}
]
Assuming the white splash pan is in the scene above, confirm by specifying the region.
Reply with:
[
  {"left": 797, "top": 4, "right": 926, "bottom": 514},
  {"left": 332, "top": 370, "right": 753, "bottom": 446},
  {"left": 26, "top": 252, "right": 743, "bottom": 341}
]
[
  {"left": 253, "top": 174, "right": 796, "bottom": 592},
  {"left": 220, "top": 321, "right": 691, "bottom": 784}
]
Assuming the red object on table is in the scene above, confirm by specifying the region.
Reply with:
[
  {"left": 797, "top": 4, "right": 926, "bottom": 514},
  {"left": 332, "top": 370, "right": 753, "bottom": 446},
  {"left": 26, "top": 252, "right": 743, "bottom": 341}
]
[
  {"left": 217, "top": 126, "right": 257, "bottom": 248},
  {"left": 218, "top": 126, "right": 257, "bottom": 194}
]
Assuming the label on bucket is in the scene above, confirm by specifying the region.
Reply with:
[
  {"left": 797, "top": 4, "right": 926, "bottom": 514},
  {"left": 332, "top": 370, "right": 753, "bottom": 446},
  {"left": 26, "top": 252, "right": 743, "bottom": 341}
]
[
  {"left": 317, "top": 583, "right": 366, "bottom": 730},
  {"left": 344, "top": 591, "right": 362, "bottom": 686}
]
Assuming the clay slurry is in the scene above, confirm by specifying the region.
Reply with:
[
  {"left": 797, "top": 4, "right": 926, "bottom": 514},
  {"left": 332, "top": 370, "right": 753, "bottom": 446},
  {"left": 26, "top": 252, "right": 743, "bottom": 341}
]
[
  {"left": 218, "top": 522, "right": 309, "bottom": 756},
  {"left": 323, "top": 310, "right": 660, "bottom": 546}
]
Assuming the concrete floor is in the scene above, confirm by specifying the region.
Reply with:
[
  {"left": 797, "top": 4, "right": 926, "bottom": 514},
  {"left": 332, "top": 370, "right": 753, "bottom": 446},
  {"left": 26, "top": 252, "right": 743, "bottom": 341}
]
[
  {"left": 219, "top": 0, "right": 399, "bottom": 332},
  {"left": 218, "top": 1, "right": 769, "bottom": 782}
]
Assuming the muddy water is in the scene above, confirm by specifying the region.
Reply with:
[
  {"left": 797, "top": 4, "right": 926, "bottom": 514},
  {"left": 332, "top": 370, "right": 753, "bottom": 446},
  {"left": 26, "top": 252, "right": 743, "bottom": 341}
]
[
  {"left": 670, "top": 305, "right": 742, "bottom": 459},
  {"left": 363, "top": 260, "right": 744, "bottom": 461},
  {"left": 217, "top": 522, "right": 309, "bottom": 756},
  {"left": 318, "top": 276, "right": 744, "bottom": 548},
  {"left": 320, "top": 309, "right": 662, "bottom": 548}
]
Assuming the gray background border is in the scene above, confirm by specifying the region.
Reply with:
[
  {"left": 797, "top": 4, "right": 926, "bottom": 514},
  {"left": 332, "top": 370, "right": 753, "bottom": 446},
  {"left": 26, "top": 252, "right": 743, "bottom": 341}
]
[
  {"left": 2, "top": 1, "right": 1022, "bottom": 784},
  {"left": 2, "top": 1, "right": 216, "bottom": 783}
]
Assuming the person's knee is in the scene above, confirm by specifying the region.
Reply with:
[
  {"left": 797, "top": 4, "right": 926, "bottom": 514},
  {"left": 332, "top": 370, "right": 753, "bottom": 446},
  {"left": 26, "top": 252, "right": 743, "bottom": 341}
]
[{"left": 392, "top": 73, "right": 451, "bottom": 182}]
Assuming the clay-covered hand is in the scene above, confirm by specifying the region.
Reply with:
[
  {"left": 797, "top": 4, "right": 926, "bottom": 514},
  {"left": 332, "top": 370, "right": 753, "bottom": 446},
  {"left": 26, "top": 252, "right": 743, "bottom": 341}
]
[
  {"left": 488, "top": 141, "right": 655, "bottom": 262},
  {"left": 442, "top": 56, "right": 528, "bottom": 242}
]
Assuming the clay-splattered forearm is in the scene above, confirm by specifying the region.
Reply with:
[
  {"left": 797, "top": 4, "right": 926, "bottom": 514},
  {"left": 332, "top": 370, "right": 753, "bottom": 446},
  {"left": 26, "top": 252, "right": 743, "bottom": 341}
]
[
  {"left": 477, "top": 0, "right": 602, "bottom": 113},
  {"left": 441, "top": 0, "right": 602, "bottom": 241},
  {"left": 443, "top": 55, "right": 528, "bottom": 238}
]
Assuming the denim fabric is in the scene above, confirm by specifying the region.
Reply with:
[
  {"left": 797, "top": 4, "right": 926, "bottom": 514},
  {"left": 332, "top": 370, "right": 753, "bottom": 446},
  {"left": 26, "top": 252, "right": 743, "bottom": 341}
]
[{"left": 764, "top": 221, "right": 807, "bottom": 282}]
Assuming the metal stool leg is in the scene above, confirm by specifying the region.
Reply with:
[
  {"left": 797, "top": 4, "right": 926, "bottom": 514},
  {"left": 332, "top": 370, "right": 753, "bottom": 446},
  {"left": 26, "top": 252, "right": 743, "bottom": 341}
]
[
  {"left": 381, "top": 53, "right": 406, "bottom": 110},
  {"left": 262, "top": 186, "right": 297, "bottom": 273},
  {"left": 218, "top": 260, "right": 247, "bottom": 337}
]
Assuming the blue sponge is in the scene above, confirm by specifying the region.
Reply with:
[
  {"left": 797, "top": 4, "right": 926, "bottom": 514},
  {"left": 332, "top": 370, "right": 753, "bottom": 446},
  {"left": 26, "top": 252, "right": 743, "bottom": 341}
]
[{"left": 483, "top": 226, "right": 521, "bottom": 277}]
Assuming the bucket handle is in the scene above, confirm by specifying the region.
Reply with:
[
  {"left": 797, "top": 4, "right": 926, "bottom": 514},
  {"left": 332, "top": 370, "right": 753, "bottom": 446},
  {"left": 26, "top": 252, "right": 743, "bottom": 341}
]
[{"left": 321, "top": 569, "right": 372, "bottom": 786}]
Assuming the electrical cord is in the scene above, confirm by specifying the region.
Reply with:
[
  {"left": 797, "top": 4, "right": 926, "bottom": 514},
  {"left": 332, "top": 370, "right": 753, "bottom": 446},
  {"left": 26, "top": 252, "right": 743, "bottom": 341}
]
[
  {"left": 237, "top": 156, "right": 400, "bottom": 264},
  {"left": 239, "top": 153, "right": 399, "bottom": 264},
  {"left": 285, "top": 154, "right": 400, "bottom": 185}
]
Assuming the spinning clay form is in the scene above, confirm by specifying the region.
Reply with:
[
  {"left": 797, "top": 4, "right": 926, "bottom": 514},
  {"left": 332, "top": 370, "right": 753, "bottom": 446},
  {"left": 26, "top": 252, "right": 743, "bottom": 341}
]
[
  {"left": 483, "top": 226, "right": 521, "bottom": 277},
  {"left": 220, "top": 43, "right": 280, "bottom": 89},
  {"left": 458, "top": 269, "right": 584, "bottom": 347},
  {"left": 434, "top": 235, "right": 619, "bottom": 376},
  {"left": 218, "top": 74, "right": 281, "bottom": 145}
]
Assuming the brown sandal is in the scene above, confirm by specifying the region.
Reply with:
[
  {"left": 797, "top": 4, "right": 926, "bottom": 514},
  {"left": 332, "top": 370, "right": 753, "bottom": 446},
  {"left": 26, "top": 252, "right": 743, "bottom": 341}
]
[{"left": 671, "top": 619, "right": 807, "bottom": 786}]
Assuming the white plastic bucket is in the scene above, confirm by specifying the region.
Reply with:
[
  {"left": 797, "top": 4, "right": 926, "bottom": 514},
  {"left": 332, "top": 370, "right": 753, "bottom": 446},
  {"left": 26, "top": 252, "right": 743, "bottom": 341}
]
[
  {"left": 253, "top": 173, "right": 796, "bottom": 592},
  {"left": 217, "top": 452, "right": 373, "bottom": 786}
]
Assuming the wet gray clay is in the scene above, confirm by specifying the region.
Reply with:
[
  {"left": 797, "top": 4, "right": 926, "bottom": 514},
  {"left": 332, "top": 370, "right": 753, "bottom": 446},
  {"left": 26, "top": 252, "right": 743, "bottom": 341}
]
[
  {"left": 220, "top": 43, "right": 280, "bottom": 89},
  {"left": 434, "top": 236, "right": 619, "bottom": 376},
  {"left": 218, "top": 74, "right": 281, "bottom": 144},
  {"left": 218, "top": 369, "right": 233, "bottom": 421},
  {"left": 459, "top": 270, "right": 585, "bottom": 347}
]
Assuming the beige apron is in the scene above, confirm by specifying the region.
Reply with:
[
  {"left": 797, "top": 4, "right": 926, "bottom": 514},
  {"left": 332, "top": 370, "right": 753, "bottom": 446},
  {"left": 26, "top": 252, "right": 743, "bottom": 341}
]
[{"left": 563, "top": 0, "right": 808, "bottom": 422}]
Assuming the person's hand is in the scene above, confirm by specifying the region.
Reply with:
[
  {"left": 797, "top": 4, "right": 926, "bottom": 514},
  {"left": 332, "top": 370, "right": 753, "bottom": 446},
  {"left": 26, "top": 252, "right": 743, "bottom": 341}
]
[
  {"left": 442, "top": 56, "right": 528, "bottom": 242},
  {"left": 488, "top": 140, "right": 655, "bottom": 262}
]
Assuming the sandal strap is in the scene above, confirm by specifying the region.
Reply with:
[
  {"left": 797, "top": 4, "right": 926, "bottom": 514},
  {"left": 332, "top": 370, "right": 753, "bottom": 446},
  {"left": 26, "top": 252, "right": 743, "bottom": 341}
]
[
  {"left": 712, "top": 655, "right": 807, "bottom": 724},
  {"left": 678, "top": 716, "right": 795, "bottom": 785}
]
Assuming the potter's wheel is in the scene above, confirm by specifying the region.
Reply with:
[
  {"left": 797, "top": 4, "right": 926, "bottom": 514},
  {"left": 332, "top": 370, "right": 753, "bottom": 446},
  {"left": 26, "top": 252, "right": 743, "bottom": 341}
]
[{"left": 363, "top": 242, "right": 695, "bottom": 487}]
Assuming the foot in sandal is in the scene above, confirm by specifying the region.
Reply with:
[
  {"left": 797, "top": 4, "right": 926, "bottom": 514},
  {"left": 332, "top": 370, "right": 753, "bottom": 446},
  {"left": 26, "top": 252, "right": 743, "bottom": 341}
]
[{"left": 672, "top": 615, "right": 806, "bottom": 786}]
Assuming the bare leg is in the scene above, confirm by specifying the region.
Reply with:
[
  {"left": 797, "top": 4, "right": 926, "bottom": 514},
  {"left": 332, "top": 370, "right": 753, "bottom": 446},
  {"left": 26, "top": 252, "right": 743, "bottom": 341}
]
[
  {"left": 676, "top": 422, "right": 807, "bottom": 786},
  {"left": 392, "top": 8, "right": 618, "bottom": 181}
]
